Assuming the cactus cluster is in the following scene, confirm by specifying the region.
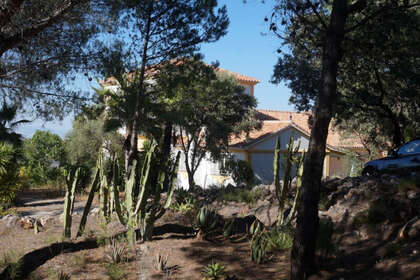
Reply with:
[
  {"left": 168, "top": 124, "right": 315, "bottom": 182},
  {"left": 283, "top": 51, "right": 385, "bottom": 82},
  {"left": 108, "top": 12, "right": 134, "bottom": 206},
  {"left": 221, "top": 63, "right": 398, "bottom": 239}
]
[
  {"left": 63, "top": 167, "right": 81, "bottom": 238},
  {"left": 76, "top": 144, "right": 180, "bottom": 244},
  {"left": 273, "top": 135, "right": 305, "bottom": 226}
]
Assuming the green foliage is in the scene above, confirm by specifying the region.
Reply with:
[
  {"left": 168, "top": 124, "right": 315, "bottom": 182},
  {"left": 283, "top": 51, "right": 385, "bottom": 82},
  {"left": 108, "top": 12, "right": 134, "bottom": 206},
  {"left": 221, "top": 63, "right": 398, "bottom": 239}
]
[
  {"left": 65, "top": 118, "right": 123, "bottom": 172},
  {"left": 201, "top": 261, "right": 227, "bottom": 280},
  {"left": 23, "top": 130, "right": 67, "bottom": 186},
  {"left": 105, "top": 238, "right": 128, "bottom": 264},
  {"left": 1, "top": 1, "right": 109, "bottom": 120},
  {"left": 0, "top": 142, "right": 22, "bottom": 210},
  {"left": 0, "top": 103, "right": 29, "bottom": 146},
  {"left": 224, "top": 159, "right": 255, "bottom": 187},
  {"left": 0, "top": 250, "right": 23, "bottom": 279},
  {"left": 274, "top": 135, "right": 305, "bottom": 226},
  {"left": 155, "top": 58, "right": 257, "bottom": 189},
  {"left": 249, "top": 219, "right": 264, "bottom": 237},
  {"left": 106, "top": 263, "right": 126, "bottom": 280},
  {"left": 344, "top": 151, "right": 365, "bottom": 177},
  {"left": 195, "top": 206, "right": 220, "bottom": 238},
  {"left": 63, "top": 168, "right": 81, "bottom": 238},
  {"left": 265, "top": 227, "right": 294, "bottom": 252},
  {"left": 217, "top": 188, "right": 262, "bottom": 207},
  {"left": 171, "top": 197, "right": 196, "bottom": 213},
  {"left": 54, "top": 271, "right": 71, "bottom": 280},
  {"left": 250, "top": 232, "right": 268, "bottom": 264}
]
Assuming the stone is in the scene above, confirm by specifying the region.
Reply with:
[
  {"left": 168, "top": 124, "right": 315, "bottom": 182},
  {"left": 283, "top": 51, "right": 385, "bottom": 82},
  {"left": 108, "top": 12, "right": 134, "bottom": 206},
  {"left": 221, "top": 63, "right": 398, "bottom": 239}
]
[
  {"left": 252, "top": 202, "right": 278, "bottom": 227},
  {"left": 6, "top": 216, "right": 20, "bottom": 228},
  {"left": 19, "top": 217, "right": 40, "bottom": 229},
  {"left": 407, "top": 219, "right": 420, "bottom": 239}
]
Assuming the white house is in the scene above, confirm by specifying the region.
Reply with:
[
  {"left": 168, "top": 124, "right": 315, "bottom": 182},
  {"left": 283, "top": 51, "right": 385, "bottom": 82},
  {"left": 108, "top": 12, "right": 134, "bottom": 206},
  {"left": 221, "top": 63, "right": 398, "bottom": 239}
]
[{"left": 101, "top": 66, "right": 365, "bottom": 189}]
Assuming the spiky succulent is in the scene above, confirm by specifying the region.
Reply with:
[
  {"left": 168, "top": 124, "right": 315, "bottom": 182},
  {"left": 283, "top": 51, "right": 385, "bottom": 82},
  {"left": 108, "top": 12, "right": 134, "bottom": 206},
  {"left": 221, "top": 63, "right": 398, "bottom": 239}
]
[{"left": 195, "top": 206, "right": 219, "bottom": 238}]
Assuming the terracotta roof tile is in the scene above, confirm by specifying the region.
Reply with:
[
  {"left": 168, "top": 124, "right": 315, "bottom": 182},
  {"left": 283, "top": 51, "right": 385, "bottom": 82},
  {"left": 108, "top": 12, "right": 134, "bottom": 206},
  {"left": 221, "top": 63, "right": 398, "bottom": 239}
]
[
  {"left": 216, "top": 68, "right": 260, "bottom": 84},
  {"left": 229, "top": 110, "right": 364, "bottom": 150}
]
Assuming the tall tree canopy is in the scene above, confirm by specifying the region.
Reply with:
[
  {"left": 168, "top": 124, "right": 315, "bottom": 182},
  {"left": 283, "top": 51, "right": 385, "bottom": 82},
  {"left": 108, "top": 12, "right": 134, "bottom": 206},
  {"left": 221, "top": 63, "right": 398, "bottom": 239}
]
[
  {"left": 154, "top": 59, "right": 257, "bottom": 189},
  {"left": 0, "top": 0, "right": 111, "bottom": 119},
  {"left": 99, "top": 0, "right": 229, "bottom": 175},
  {"left": 268, "top": 0, "right": 419, "bottom": 278},
  {"left": 272, "top": 4, "right": 420, "bottom": 149}
]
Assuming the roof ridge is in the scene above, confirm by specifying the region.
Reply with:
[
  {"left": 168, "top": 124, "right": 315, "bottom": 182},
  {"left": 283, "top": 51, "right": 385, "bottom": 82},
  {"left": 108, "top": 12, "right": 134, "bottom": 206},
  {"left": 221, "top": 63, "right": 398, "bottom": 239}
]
[{"left": 257, "top": 109, "right": 312, "bottom": 114}]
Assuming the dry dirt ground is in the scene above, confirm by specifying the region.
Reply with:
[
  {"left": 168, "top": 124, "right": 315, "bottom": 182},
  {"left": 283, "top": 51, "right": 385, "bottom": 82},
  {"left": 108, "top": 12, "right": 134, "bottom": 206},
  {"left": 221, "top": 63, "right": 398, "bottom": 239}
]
[
  {"left": 0, "top": 190, "right": 289, "bottom": 280},
  {"left": 1, "top": 188, "right": 420, "bottom": 280}
]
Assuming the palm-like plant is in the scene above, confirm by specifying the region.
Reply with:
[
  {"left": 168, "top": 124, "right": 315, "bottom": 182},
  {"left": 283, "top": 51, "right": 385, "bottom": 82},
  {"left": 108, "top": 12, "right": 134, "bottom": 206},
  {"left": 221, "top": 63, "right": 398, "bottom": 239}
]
[{"left": 0, "top": 103, "right": 30, "bottom": 146}]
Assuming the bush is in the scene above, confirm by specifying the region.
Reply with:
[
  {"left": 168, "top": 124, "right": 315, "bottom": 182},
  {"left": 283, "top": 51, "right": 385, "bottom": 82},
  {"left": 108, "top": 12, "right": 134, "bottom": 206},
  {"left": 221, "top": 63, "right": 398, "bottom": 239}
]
[
  {"left": 217, "top": 188, "right": 262, "bottom": 207},
  {"left": 224, "top": 159, "right": 255, "bottom": 187},
  {"left": 0, "top": 143, "right": 23, "bottom": 211},
  {"left": 265, "top": 226, "right": 293, "bottom": 252}
]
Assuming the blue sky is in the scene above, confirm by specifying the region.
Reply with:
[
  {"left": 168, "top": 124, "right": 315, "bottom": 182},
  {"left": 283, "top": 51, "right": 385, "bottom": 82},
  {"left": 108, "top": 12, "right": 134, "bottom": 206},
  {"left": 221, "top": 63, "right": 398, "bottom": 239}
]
[{"left": 17, "top": 0, "right": 293, "bottom": 138}]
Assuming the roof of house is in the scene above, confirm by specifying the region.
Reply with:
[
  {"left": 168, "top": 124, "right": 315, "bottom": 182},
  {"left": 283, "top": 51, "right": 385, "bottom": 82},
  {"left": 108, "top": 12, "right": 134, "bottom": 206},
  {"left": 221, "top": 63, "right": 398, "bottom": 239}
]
[
  {"left": 100, "top": 60, "right": 259, "bottom": 87},
  {"left": 229, "top": 109, "right": 364, "bottom": 151},
  {"left": 216, "top": 68, "right": 259, "bottom": 84}
]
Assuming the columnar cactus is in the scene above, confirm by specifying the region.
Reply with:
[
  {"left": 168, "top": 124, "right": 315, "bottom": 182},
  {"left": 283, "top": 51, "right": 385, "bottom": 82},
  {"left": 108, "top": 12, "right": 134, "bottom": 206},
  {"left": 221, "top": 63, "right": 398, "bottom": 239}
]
[
  {"left": 274, "top": 135, "right": 304, "bottom": 226},
  {"left": 63, "top": 167, "right": 80, "bottom": 238},
  {"left": 111, "top": 143, "right": 181, "bottom": 244},
  {"left": 77, "top": 165, "right": 100, "bottom": 237}
]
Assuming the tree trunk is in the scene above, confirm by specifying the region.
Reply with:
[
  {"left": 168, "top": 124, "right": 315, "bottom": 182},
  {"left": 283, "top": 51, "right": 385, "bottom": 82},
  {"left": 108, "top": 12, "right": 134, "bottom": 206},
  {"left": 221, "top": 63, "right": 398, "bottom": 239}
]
[
  {"left": 124, "top": 0, "right": 154, "bottom": 179},
  {"left": 290, "top": 0, "right": 348, "bottom": 279}
]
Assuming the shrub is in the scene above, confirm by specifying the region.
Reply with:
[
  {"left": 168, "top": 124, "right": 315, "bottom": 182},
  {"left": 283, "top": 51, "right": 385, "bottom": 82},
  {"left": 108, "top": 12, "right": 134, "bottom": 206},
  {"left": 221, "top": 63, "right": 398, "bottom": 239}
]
[
  {"left": 105, "top": 238, "right": 128, "bottom": 264},
  {"left": 201, "top": 261, "right": 226, "bottom": 280},
  {"left": 224, "top": 159, "right": 255, "bottom": 187},
  {"left": 0, "top": 142, "right": 22, "bottom": 211},
  {"left": 106, "top": 263, "right": 125, "bottom": 280},
  {"left": 266, "top": 227, "right": 294, "bottom": 252},
  {"left": 217, "top": 188, "right": 262, "bottom": 207}
]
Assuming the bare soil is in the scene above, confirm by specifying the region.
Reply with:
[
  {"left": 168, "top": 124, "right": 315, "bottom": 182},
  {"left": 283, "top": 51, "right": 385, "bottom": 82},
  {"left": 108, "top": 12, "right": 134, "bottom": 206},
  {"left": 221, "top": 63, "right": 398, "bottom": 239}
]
[{"left": 1, "top": 189, "right": 419, "bottom": 280}]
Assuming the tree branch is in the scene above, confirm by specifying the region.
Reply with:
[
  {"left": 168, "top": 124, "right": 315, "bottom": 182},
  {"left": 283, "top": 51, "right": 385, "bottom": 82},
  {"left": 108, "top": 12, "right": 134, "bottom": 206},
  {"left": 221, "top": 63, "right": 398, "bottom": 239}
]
[
  {"left": 0, "top": 1, "right": 85, "bottom": 56},
  {"left": 0, "top": 83, "right": 91, "bottom": 101},
  {"left": 0, "top": 0, "right": 24, "bottom": 28}
]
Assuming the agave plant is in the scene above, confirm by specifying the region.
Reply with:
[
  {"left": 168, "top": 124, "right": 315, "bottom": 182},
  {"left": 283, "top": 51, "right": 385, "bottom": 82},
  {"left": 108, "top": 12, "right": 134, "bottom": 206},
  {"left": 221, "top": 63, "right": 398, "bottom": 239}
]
[
  {"left": 250, "top": 232, "right": 268, "bottom": 264},
  {"left": 201, "top": 261, "right": 227, "bottom": 280},
  {"left": 249, "top": 219, "right": 264, "bottom": 237},
  {"left": 223, "top": 220, "right": 234, "bottom": 238},
  {"left": 56, "top": 271, "right": 71, "bottom": 280},
  {"left": 154, "top": 253, "right": 169, "bottom": 272},
  {"left": 105, "top": 238, "right": 127, "bottom": 264},
  {"left": 195, "top": 206, "right": 219, "bottom": 239}
]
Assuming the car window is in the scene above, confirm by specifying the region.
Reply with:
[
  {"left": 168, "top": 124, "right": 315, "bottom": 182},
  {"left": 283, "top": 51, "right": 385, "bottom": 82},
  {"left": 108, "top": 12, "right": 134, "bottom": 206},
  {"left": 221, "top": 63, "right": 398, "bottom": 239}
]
[{"left": 397, "top": 140, "right": 420, "bottom": 156}]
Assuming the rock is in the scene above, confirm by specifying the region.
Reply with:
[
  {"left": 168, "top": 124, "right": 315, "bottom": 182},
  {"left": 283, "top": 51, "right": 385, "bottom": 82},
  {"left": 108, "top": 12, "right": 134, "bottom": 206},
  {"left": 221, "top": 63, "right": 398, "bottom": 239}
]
[
  {"left": 252, "top": 203, "right": 278, "bottom": 227},
  {"left": 6, "top": 215, "right": 20, "bottom": 228},
  {"left": 89, "top": 207, "right": 100, "bottom": 215},
  {"left": 407, "top": 219, "right": 420, "bottom": 239},
  {"left": 39, "top": 216, "right": 54, "bottom": 227},
  {"left": 19, "top": 217, "right": 41, "bottom": 229}
]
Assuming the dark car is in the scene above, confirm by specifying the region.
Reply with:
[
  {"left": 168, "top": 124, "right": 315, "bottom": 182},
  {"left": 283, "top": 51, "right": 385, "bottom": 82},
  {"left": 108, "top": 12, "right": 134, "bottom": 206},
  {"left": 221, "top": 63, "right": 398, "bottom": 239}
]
[{"left": 362, "top": 139, "right": 420, "bottom": 177}]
